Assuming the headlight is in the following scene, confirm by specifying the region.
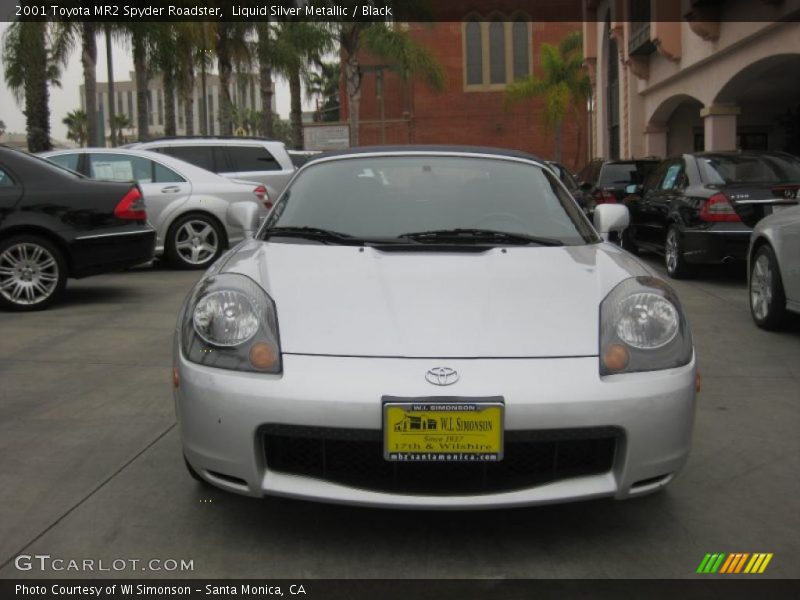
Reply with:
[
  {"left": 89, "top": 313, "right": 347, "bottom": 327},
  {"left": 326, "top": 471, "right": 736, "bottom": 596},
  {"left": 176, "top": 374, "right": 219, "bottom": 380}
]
[
  {"left": 181, "top": 273, "right": 281, "bottom": 373},
  {"left": 599, "top": 277, "right": 692, "bottom": 375}
]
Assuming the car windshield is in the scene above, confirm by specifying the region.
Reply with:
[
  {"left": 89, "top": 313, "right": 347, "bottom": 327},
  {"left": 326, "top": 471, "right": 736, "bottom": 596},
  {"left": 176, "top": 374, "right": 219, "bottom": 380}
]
[
  {"left": 261, "top": 155, "right": 598, "bottom": 245},
  {"left": 599, "top": 162, "right": 657, "bottom": 186},
  {"left": 698, "top": 154, "right": 800, "bottom": 184}
]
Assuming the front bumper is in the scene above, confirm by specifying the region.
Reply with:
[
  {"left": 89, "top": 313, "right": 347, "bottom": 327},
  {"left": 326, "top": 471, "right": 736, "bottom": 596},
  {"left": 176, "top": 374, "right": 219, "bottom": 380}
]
[{"left": 175, "top": 352, "right": 696, "bottom": 509}]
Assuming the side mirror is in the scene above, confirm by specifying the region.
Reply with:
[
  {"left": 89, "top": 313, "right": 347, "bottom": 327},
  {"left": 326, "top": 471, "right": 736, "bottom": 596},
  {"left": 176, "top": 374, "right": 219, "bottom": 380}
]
[
  {"left": 226, "top": 201, "right": 261, "bottom": 238},
  {"left": 593, "top": 204, "right": 630, "bottom": 241},
  {"left": 625, "top": 184, "right": 642, "bottom": 195}
]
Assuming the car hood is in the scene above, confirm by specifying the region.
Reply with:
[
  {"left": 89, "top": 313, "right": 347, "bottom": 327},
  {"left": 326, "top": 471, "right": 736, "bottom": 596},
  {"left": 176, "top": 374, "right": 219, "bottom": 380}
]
[{"left": 219, "top": 241, "right": 652, "bottom": 358}]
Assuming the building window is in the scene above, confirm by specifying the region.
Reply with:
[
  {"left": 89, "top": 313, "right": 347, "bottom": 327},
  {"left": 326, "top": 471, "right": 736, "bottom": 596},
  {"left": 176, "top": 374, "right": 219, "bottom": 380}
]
[
  {"left": 488, "top": 21, "right": 506, "bottom": 84},
  {"left": 148, "top": 90, "right": 154, "bottom": 126},
  {"left": 157, "top": 89, "right": 164, "bottom": 126},
  {"left": 127, "top": 91, "right": 133, "bottom": 120},
  {"left": 463, "top": 18, "right": 532, "bottom": 90},
  {"left": 512, "top": 21, "right": 530, "bottom": 81},
  {"left": 465, "top": 21, "right": 483, "bottom": 86}
]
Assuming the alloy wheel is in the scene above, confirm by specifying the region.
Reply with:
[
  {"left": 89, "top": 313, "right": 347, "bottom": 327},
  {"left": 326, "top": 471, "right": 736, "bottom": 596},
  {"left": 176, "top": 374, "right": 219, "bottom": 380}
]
[
  {"left": 750, "top": 254, "right": 773, "bottom": 321},
  {"left": 665, "top": 230, "right": 678, "bottom": 273},
  {"left": 174, "top": 220, "right": 219, "bottom": 265},
  {"left": 0, "top": 242, "right": 60, "bottom": 306}
]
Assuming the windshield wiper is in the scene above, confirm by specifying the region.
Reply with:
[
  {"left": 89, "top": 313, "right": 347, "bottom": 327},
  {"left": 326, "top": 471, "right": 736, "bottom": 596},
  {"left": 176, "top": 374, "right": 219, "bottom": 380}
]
[
  {"left": 397, "top": 228, "right": 564, "bottom": 246},
  {"left": 263, "top": 226, "right": 414, "bottom": 247},
  {"left": 262, "top": 226, "right": 361, "bottom": 245}
]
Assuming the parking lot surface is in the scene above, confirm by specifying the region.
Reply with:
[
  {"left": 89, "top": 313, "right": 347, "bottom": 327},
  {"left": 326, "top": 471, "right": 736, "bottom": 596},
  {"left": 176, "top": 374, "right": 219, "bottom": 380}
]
[{"left": 1, "top": 257, "right": 798, "bottom": 579}]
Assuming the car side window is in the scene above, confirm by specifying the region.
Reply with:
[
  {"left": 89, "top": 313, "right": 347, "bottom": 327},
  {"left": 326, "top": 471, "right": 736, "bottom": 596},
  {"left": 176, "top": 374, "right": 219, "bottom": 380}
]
[
  {"left": 158, "top": 146, "right": 216, "bottom": 172},
  {"left": 153, "top": 162, "right": 186, "bottom": 183},
  {"left": 661, "top": 163, "right": 682, "bottom": 190},
  {"left": 227, "top": 145, "right": 281, "bottom": 172},
  {"left": 48, "top": 154, "right": 80, "bottom": 172},
  {"left": 643, "top": 163, "right": 667, "bottom": 192},
  {"left": 88, "top": 154, "right": 152, "bottom": 182},
  {"left": 0, "top": 166, "right": 16, "bottom": 187}
]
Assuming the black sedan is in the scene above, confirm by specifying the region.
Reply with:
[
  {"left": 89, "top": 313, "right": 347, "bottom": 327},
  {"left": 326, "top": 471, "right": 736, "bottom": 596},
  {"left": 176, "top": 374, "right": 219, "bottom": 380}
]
[
  {"left": 621, "top": 151, "right": 800, "bottom": 278},
  {"left": 0, "top": 145, "right": 156, "bottom": 310}
]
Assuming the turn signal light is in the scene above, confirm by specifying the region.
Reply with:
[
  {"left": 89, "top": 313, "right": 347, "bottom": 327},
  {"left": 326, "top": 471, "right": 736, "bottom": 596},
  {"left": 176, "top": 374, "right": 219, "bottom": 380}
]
[
  {"left": 602, "top": 343, "right": 630, "bottom": 372},
  {"left": 249, "top": 342, "right": 278, "bottom": 371}
]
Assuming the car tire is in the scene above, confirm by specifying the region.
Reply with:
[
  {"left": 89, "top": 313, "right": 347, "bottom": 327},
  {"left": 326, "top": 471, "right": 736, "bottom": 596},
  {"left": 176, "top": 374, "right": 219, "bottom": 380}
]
[
  {"left": 166, "top": 214, "right": 225, "bottom": 270},
  {"left": 0, "top": 235, "right": 68, "bottom": 311},
  {"left": 619, "top": 227, "right": 639, "bottom": 255},
  {"left": 749, "top": 244, "right": 787, "bottom": 331},
  {"left": 664, "top": 226, "right": 693, "bottom": 279}
]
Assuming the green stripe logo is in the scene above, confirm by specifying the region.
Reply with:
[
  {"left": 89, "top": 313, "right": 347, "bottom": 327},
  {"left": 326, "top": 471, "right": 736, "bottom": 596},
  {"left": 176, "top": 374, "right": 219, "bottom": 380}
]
[{"left": 697, "top": 553, "right": 773, "bottom": 574}]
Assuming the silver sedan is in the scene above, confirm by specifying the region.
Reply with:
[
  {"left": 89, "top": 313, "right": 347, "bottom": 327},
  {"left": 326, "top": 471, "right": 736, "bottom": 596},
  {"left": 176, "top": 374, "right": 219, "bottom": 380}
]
[
  {"left": 42, "top": 149, "right": 269, "bottom": 269},
  {"left": 173, "top": 147, "right": 697, "bottom": 509},
  {"left": 749, "top": 202, "right": 800, "bottom": 329}
]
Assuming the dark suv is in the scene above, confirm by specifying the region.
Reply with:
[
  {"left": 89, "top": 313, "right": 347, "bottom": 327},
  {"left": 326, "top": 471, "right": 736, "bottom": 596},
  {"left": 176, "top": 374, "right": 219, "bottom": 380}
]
[{"left": 576, "top": 159, "right": 660, "bottom": 213}]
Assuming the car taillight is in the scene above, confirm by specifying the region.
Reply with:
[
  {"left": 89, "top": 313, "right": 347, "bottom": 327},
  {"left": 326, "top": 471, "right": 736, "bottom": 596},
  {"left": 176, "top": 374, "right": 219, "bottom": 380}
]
[
  {"left": 114, "top": 186, "right": 146, "bottom": 221},
  {"left": 699, "top": 193, "right": 741, "bottom": 222},
  {"left": 253, "top": 185, "right": 272, "bottom": 209},
  {"left": 594, "top": 189, "right": 617, "bottom": 204}
]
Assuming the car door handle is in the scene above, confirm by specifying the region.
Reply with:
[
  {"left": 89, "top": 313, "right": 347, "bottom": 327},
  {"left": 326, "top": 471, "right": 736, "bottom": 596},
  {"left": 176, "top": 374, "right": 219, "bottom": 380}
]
[{"left": 161, "top": 185, "right": 180, "bottom": 193}]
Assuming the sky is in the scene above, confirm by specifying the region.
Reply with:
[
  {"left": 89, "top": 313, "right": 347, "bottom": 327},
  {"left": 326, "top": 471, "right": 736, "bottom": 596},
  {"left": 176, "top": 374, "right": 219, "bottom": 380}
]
[{"left": 0, "top": 21, "right": 301, "bottom": 142}]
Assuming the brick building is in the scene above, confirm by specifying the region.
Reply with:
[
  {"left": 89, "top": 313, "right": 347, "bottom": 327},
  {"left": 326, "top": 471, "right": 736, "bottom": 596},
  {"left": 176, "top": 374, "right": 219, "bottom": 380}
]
[{"left": 341, "top": 15, "right": 588, "bottom": 171}]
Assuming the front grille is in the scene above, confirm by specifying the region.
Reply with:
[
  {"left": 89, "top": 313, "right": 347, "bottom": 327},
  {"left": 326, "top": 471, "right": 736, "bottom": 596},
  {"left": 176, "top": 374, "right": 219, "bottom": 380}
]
[{"left": 262, "top": 425, "right": 620, "bottom": 496}]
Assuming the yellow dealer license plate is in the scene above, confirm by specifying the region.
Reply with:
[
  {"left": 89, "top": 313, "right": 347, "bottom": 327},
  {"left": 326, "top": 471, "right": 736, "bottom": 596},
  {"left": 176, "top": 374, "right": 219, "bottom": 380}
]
[{"left": 383, "top": 399, "right": 504, "bottom": 461}]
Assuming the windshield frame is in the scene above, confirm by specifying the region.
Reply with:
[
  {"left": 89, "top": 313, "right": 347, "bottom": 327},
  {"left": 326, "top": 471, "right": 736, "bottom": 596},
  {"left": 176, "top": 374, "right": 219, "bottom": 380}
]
[{"left": 256, "top": 151, "right": 601, "bottom": 246}]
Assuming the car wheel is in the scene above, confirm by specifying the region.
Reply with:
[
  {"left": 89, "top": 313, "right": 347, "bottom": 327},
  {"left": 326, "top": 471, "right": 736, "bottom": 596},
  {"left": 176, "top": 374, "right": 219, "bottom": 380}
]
[
  {"left": 166, "top": 214, "right": 224, "bottom": 270},
  {"left": 0, "top": 235, "right": 67, "bottom": 311},
  {"left": 750, "top": 244, "right": 787, "bottom": 331},
  {"left": 664, "top": 226, "right": 693, "bottom": 279}
]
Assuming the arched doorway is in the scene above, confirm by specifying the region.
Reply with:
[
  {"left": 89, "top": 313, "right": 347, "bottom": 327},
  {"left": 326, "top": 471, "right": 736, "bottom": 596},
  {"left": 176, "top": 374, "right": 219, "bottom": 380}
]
[
  {"left": 711, "top": 54, "right": 800, "bottom": 153},
  {"left": 647, "top": 94, "right": 704, "bottom": 158}
]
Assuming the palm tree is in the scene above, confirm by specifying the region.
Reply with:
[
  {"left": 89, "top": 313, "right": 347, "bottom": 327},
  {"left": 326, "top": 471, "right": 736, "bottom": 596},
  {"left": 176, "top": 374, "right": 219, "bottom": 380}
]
[
  {"left": 2, "top": 21, "right": 61, "bottom": 152},
  {"left": 63, "top": 109, "right": 89, "bottom": 146},
  {"left": 104, "top": 24, "right": 117, "bottom": 146},
  {"left": 256, "top": 22, "right": 274, "bottom": 138},
  {"left": 111, "top": 113, "right": 133, "bottom": 144},
  {"left": 306, "top": 60, "right": 341, "bottom": 122},
  {"left": 337, "top": 20, "right": 445, "bottom": 146},
  {"left": 52, "top": 23, "right": 99, "bottom": 146},
  {"left": 120, "top": 24, "right": 153, "bottom": 141},
  {"left": 150, "top": 24, "right": 180, "bottom": 137},
  {"left": 270, "top": 21, "right": 334, "bottom": 149},
  {"left": 505, "top": 31, "right": 590, "bottom": 165},
  {"left": 213, "top": 23, "right": 253, "bottom": 137}
]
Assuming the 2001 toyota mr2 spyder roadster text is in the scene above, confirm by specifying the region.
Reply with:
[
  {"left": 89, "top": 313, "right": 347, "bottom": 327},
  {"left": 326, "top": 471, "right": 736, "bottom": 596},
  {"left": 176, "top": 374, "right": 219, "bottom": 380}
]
[{"left": 173, "top": 146, "right": 697, "bottom": 509}]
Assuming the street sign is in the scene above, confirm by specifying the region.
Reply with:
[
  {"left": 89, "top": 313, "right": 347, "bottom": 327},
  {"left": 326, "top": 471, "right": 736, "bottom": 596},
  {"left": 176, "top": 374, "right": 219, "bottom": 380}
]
[{"left": 303, "top": 124, "right": 350, "bottom": 151}]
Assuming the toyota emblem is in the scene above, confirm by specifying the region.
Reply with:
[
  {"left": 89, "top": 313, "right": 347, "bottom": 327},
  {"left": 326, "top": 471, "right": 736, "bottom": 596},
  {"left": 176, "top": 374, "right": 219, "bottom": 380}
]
[{"left": 425, "top": 367, "right": 459, "bottom": 386}]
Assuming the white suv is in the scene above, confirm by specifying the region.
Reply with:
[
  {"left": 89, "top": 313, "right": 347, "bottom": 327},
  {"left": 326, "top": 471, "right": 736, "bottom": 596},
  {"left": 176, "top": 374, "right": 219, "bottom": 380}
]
[{"left": 129, "top": 137, "right": 296, "bottom": 202}]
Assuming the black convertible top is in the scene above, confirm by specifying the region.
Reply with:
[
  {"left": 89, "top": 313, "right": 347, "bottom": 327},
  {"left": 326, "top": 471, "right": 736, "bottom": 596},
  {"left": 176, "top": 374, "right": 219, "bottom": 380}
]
[{"left": 307, "top": 145, "right": 545, "bottom": 164}]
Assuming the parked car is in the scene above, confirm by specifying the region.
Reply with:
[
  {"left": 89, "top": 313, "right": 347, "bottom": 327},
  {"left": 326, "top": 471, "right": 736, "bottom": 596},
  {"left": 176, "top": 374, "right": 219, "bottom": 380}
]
[
  {"left": 0, "top": 145, "right": 155, "bottom": 311},
  {"left": 746, "top": 200, "right": 800, "bottom": 330},
  {"left": 576, "top": 158, "right": 660, "bottom": 213},
  {"left": 127, "top": 137, "right": 295, "bottom": 200},
  {"left": 41, "top": 148, "right": 269, "bottom": 269},
  {"left": 174, "top": 145, "right": 697, "bottom": 508},
  {"left": 621, "top": 151, "right": 800, "bottom": 279}
]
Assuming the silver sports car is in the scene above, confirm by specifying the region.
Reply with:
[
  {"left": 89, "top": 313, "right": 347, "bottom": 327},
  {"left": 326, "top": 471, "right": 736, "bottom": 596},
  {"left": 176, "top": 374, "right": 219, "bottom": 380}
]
[
  {"left": 173, "top": 147, "right": 697, "bottom": 509},
  {"left": 42, "top": 148, "right": 269, "bottom": 269}
]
